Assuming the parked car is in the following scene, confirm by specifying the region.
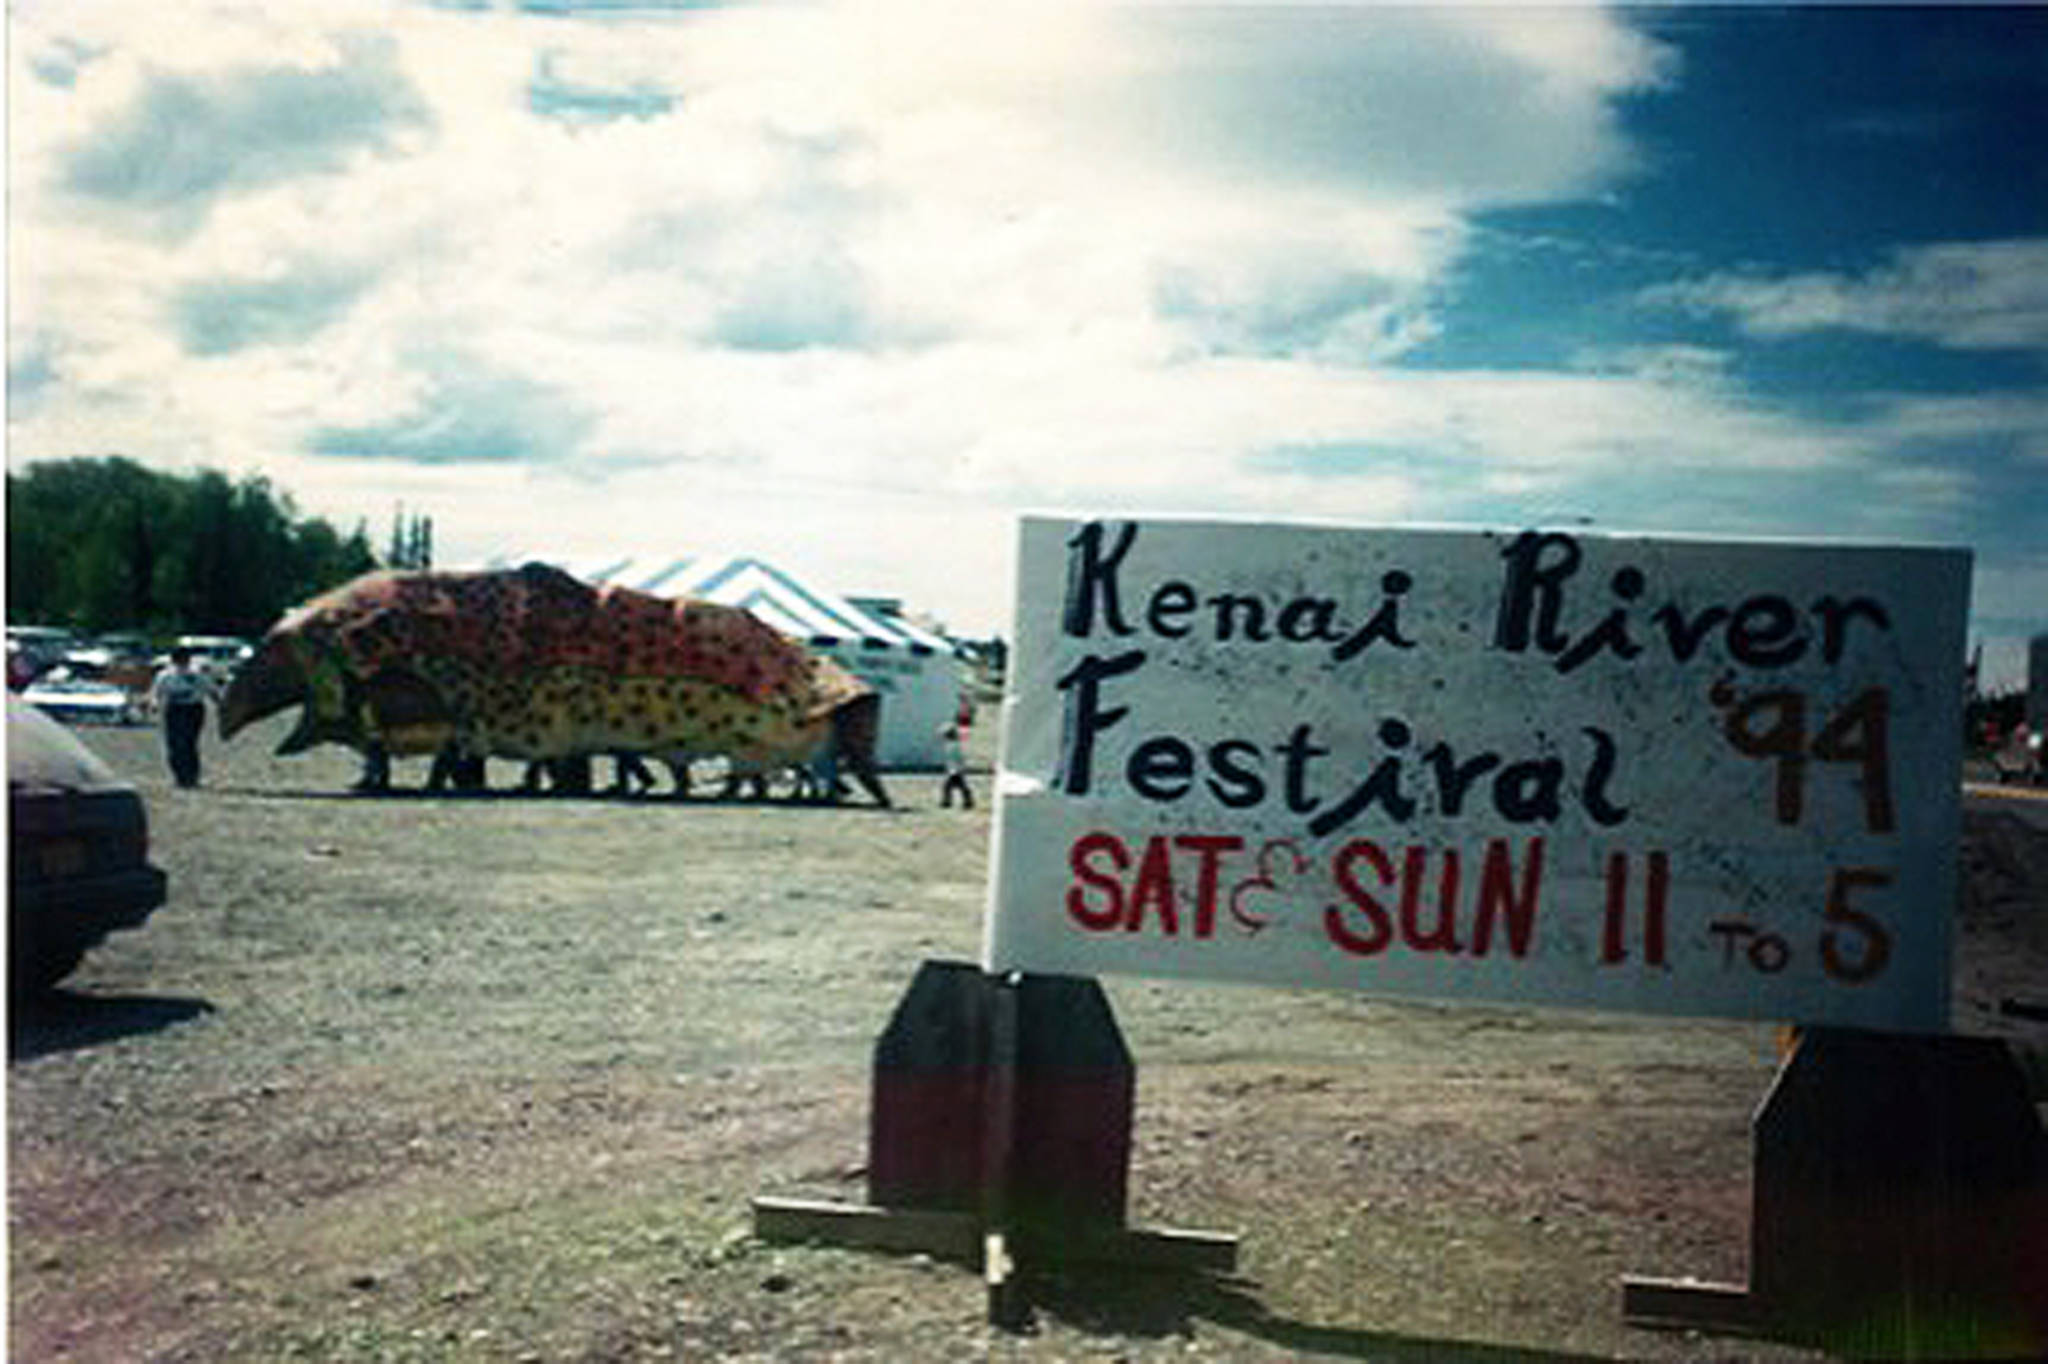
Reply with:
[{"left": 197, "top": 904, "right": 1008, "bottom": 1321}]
[
  {"left": 171, "top": 635, "right": 254, "bottom": 681},
  {"left": 20, "top": 668, "right": 145, "bottom": 725},
  {"left": 8, "top": 694, "right": 168, "bottom": 994}
]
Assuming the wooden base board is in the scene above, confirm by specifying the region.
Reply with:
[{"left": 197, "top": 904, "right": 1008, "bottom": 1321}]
[
  {"left": 1620, "top": 1276, "right": 1759, "bottom": 1336},
  {"left": 751, "top": 1196, "right": 1239, "bottom": 1274}
]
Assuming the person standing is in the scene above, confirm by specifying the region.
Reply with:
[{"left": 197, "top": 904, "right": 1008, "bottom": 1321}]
[
  {"left": 939, "top": 721, "right": 974, "bottom": 809},
  {"left": 149, "top": 647, "right": 216, "bottom": 788},
  {"left": 354, "top": 739, "right": 392, "bottom": 795},
  {"left": 609, "top": 751, "right": 657, "bottom": 797}
]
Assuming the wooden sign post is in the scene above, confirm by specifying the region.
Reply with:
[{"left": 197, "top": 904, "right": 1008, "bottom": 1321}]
[
  {"left": 753, "top": 959, "right": 1237, "bottom": 1326},
  {"left": 1625, "top": 1026, "right": 2046, "bottom": 1353}
]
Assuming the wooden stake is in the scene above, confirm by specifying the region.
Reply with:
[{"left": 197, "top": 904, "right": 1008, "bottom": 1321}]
[{"left": 981, "top": 970, "right": 1027, "bottom": 1330}]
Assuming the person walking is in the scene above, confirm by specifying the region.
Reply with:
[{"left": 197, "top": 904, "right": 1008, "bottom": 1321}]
[
  {"left": 149, "top": 646, "right": 217, "bottom": 789},
  {"left": 939, "top": 721, "right": 974, "bottom": 809}
]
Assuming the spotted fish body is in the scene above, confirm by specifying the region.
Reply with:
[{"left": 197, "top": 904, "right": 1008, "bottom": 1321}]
[{"left": 222, "top": 564, "right": 885, "bottom": 798}]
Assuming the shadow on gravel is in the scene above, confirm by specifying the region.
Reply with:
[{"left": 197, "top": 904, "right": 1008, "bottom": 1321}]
[
  {"left": 8, "top": 989, "right": 214, "bottom": 1062},
  {"left": 1025, "top": 1268, "right": 1613, "bottom": 1362}
]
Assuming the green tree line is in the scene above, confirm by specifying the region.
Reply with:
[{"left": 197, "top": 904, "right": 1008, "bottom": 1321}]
[{"left": 7, "top": 457, "right": 384, "bottom": 639}]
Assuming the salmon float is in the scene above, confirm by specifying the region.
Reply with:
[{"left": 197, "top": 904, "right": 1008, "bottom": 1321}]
[{"left": 219, "top": 563, "right": 890, "bottom": 805}]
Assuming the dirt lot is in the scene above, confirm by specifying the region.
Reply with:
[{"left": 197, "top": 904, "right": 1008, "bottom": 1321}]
[{"left": 10, "top": 717, "right": 2046, "bottom": 1362}]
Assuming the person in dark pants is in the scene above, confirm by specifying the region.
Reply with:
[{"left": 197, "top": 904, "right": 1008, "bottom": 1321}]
[
  {"left": 148, "top": 647, "right": 216, "bottom": 789},
  {"left": 608, "top": 751, "right": 656, "bottom": 796},
  {"left": 939, "top": 722, "right": 974, "bottom": 809}
]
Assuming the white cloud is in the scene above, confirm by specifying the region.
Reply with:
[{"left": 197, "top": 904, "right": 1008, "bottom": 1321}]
[
  {"left": 14, "top": 0, "right": 2031, "bottom": 642},
  {"left": 1869, "top": 391, "right": 2048, "bottom": 462},
  {"left": 1644, "top": 239, "right": 2048, "bottom": 353},
  {"left": 9, "top": 3, "right": 1671, "bottom": 467},
  {"left": 1571, "top": 342, "right": 1735, "bottom": 392}
]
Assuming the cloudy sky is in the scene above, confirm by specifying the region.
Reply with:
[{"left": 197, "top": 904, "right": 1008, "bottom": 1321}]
[{"left": 8, "top": 1, "right": 2045, "bottom": 684}]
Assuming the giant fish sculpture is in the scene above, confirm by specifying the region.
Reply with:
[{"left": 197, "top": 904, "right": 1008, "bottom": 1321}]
[{"left": 219, "top": 563, "right": 890, "bottom": 805}]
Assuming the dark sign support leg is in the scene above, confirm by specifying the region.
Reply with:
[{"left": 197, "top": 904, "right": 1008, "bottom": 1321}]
[
  {"left": 1623, "top": 1025, "right": 2047, "bottom": 1357},
  {"left": 752, "top": 959, "right": 1239, "bottom": 1330},
  {"left": 980, "top": 970, "right": 1026, "bottom": 1330}
]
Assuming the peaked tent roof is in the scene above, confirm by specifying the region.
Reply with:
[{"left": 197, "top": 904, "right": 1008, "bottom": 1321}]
[{"left": 480, "top": 553, "right": 954, "bottom": 655}]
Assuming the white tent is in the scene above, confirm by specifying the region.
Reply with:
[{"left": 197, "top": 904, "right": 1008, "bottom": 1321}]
[{"left": 482, "top": 552, "right": 965, "bottom": 769}]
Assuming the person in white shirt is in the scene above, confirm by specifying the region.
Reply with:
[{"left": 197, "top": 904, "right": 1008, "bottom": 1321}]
[{"left": 149, "top": 647, "right": 217, "bottom": 788}]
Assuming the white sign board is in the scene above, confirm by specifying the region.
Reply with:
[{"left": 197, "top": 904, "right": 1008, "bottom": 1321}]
[{"left": 984, "top": 517, "right": 1970, "bottom": 1033}]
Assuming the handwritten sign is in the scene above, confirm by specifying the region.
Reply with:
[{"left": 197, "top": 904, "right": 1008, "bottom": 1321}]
[{"left": 983, "top": 518, "right": 1971, "bottom": 1032}]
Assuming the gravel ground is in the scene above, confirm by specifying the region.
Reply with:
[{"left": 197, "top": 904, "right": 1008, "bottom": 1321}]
[{"left": 9, "top": 715, "right": 2044, "bottom": 1362}]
